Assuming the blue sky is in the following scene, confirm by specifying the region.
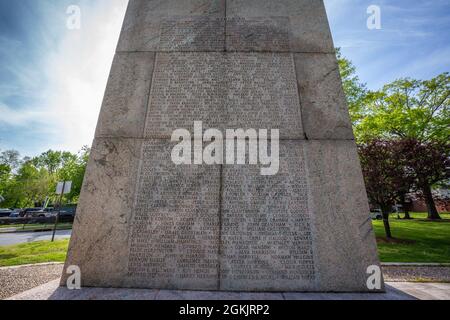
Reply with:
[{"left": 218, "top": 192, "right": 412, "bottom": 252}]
[
  {"left": 326, "top": 0, "right": 450, "bottom": 89},
  {"left": 0, "top": 0, "right": 449, "bottom": 157},
  {"left": 0, "top": 0, "right": 128, "bottom": 157}
]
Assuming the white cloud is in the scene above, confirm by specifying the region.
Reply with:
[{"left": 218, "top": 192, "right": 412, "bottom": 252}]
[
  {"left": 0, "top": 0, "right": 128, "bottom": 155},
  {"left": 0, "top": 103, "right": 48, "bottom": 126},
  {"left": 1, "top": 0, "right": 129, "bottom": 155},
  {"left": 39, "top": 0, "right": 128, "bottom": 152}
]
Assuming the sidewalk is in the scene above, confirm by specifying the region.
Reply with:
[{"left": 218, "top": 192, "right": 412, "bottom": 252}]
[
  {"left": 2, "top": 263, "right": 449, "bottom": 300},
  {"left": 7, "top": 279, "right": 450, "bottom": 300}
]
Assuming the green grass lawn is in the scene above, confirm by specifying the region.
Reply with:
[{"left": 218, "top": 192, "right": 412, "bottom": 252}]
[
  {"left": 373, "top": 212, "right": 450, "bottom": 263},
  {"left": 0, "top": 223, "right": 73, "bottom": 231},
  {"left": 0, "top": 240, "right": 69, "bottom": 267}
]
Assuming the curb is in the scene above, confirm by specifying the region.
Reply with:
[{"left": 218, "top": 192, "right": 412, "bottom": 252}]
[
  {"left": 382, "top": 263, "right": 450, "bottom": 267},
  {"left": 0, "top": 262, "right": 64, "bottom": 270},
  {"left": 0, "top": 228, "right": 72, "bottom": 234}
]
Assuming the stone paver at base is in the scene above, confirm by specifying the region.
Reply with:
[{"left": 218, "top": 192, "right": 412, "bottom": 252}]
[{"left": 7, "top": 280, "right": 450, "bottom": 300}]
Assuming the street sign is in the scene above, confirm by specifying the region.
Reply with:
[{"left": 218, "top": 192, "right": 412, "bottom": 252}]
[
  {"left": 52, "top": 181, "right": 72, "bottom": 242},
  {"left": 56, "top": 181, "right": 72, "bottom": 195},
  {"left": 43, "top": 196, "right": 50, "bottom": 209}
]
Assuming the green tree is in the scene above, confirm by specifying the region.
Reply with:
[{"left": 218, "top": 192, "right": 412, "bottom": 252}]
[
  {"left": 33, "top": 150, "right": 64, "bottom": 174},
  {"left": 337, "top": 51, "right": 450, "bottom": 219},
  {"left": 0, "top": 147, "right": 90, "bottom": 208},
  {"left": 0, "top": 150, "right": 21, "bottom": 171},
  {"left": 13, "top": 160, "right": 53, "bottom": 207},
  {"left": 57, "top": 147, "right": 90, "bottom": 203},
  {"left": 356, "top": 73, "right": 450, "bottom": 143},
  {"left": 0, "top": 164, "right": 10, "bottom": 182},
  {"left": 336, "top": 48, "right": 368, "bottom": 126},
  {"left": 356, "top": 73, "right": 450, "bottom": 218},
  {"left": 0, "top": 163, "right": 11, "bottom": 203}
]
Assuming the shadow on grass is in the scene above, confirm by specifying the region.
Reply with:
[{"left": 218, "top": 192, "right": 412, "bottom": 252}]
[
  {"left": 0, "top": 254, "right": 17, "bottom": 260},
  {"left": 377, "top": 237, "right": 416, "bottom": 245}
]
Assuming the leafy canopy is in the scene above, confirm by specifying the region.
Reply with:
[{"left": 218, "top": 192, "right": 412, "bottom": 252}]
[{"left": 356, "top": 73, "right": 450, "bottom": 143}]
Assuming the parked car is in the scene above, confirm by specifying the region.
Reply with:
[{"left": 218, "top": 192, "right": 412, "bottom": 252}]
[
  {"left": 61, "top": 205, "right": 77, "bottom": 216},
  {"left": 0, "top": 209, "right": 12, "bottom": 218},
  {"left": 20, "top": 208, "right": 46, "bottom": 218},
  {"left": 370, "top": 209, "right": 383, "bottom": 220},
  {"left": 49, "top": 209, "right": 75, "bottom": 223},
  {"left": 51, "top": 205, "right": 77, "bottom": 217},
  {"left": 9, "top": 210, "right": 21, "bottom": 218},
  {"left": 31, "top": 210, "right": 56, "bottom": 218},
  {"left": 58, "top": 210, "right": 74, "bottom": 217}
]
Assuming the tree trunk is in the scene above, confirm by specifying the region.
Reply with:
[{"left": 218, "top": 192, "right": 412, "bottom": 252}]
[
  {"left": 381, "top": 207, "right": 393, "bottom": 239},
  {"left": 423, "top": 185, "right": 441, "bottom": 220},
  {"left": 401, "top": 198, "right": 412, "bottom": 220}
]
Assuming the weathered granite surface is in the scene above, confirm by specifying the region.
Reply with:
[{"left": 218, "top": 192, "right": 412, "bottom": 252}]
[
  {"left": 304, "top": 140, "right": 381, "bottom": 291},
  {"left": 63, "top": 139, "right": 381, "bottom": 291},
  {"left": 220, "top": 141, "right": 380, "bottom": 292},
  {"left": 294, "top": 53, "right": 354, "bottom": 140},
  {"left": 144, "top": 52, "right": 304, "bottom": 139},
  {"left": 63, "top": 0, "right": 383, "bottom": 293},
  {"left": 126, "top": 140, "right": 221, "bottom": 290},
  {"left": 221, "top": 141, "right": 314, "bottom": 291},
  {"left": 117, "top": 0, "right": 226, "bottom": 52},
  {"left": 226, "top": 0, "right": 335, "bottom": 52},
  {"left": 117, "top": 0, "right": 334, "bottom": 53},
  {"left": 62, "top": 138, "right": 142, "bottom": 287},
  {"left": 95, "top": 52, "right": 155, "bottom": 139}
]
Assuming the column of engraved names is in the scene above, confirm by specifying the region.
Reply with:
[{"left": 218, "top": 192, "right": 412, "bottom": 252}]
[
  {"left": 159, "top": 17, "right": 225, "bottom": 51},
  {"left": 225, "top": 53, "right": 303, "bottom": 139},
  {"left": 145, "top": 53, "right": 225, "bottom": 138},
  {"left": 226, "top": 17, "right": 290, "bottom": 52},
  {"left": 128, "top": 141, "right": 220, "bottom": 282},
  {"left": 221, "top": 145, "right": 315, "bottom": 282}
]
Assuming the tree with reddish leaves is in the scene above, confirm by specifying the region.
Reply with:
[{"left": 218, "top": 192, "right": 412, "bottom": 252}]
[
  {"left": 358, "top": 140, "right": 413, "bottom": 239},
  {"left": 396, "top": 139, "right": 450, "bottom": 220},
  {"left": 389, "top": 141, "right": 417, "bottom": 220}
]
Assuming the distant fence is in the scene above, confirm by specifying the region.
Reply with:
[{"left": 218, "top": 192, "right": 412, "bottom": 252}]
[{"left": 0, "top": 215, "right": 74, "bottom": 226}]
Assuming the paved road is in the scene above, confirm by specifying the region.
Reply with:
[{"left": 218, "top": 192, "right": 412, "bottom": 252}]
[{"left": 0, "top": 230, "right": 72, "bottom": 246}]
